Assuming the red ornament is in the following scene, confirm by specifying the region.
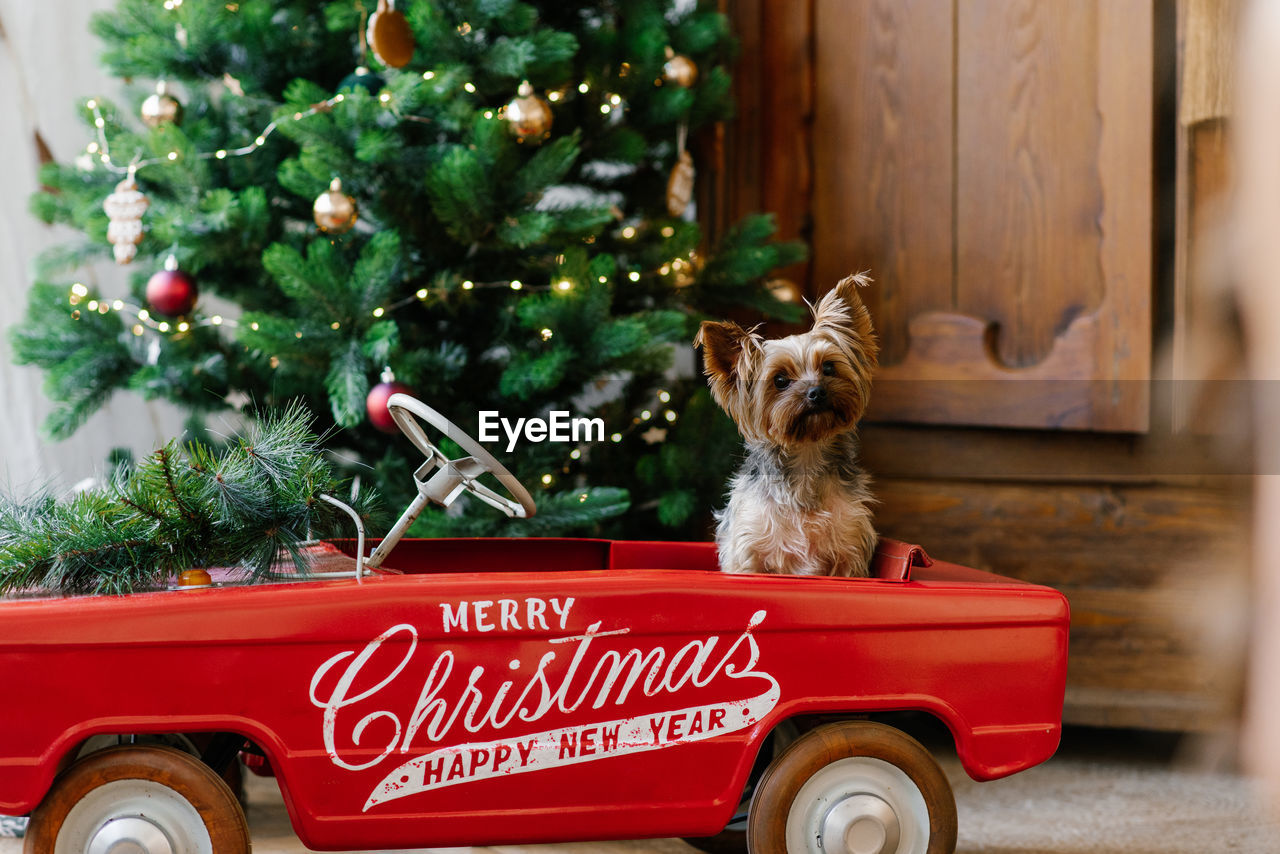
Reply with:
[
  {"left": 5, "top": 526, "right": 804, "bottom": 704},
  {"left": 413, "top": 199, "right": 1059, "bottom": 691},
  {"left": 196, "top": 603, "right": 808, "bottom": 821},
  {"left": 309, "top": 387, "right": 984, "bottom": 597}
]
[
  {"left": 146, "top": 256, "right": 198, "bottom": 317},
  {"left": 367, "top": 370, "right": 412, "bottom": 433}
]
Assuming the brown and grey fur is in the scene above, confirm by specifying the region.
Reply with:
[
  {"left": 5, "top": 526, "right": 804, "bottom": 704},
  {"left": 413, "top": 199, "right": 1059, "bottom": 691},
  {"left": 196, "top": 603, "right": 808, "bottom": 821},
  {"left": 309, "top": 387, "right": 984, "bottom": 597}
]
[{"left": 695, "top": 273, "right": 879, "bottom": 577}]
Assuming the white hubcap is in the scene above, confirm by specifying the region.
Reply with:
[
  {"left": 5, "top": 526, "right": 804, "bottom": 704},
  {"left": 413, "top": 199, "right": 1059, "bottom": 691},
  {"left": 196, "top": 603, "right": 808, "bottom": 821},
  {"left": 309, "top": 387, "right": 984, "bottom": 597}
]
[
  {"left": 87, "top": 816, "right": 174, "bottom": 854},
  {"left": 55, "top": 779, "right": 212, "bottom": 854},
  {"left": 786, "top": 757, "right": 930, "bottom": 854}
]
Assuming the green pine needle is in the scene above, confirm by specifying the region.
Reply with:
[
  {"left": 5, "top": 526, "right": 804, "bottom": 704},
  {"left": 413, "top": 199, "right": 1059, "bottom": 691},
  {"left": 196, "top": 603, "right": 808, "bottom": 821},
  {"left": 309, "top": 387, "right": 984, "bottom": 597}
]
[{"left": 0, "top": 404, "right": 376, "bottom": 596}]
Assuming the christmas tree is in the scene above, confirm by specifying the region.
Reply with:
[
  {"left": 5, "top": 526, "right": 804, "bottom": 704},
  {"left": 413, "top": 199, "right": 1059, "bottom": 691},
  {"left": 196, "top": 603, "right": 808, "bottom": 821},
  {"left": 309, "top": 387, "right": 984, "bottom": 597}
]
[{"left": 14, "top": 0, "right": 803, "bottom": 538}]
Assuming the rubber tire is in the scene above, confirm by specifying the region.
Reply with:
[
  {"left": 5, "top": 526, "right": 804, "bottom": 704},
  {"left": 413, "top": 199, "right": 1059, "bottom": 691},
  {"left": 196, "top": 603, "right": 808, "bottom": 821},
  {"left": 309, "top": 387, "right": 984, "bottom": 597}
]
[
  {"left": 24, "top": 744, "right": 250, "bottom": 854},
  {"left": 746, "top": 721, "right": 956, "bottom": 854}
]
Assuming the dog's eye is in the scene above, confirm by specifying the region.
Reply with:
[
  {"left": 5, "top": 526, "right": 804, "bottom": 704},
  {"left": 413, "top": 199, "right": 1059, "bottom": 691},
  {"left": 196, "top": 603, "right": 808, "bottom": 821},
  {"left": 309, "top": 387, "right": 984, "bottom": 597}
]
[
  {"left": 821, "top": 361, "right": 836, "bottom": 376},
  {"left": 773, "top": 373, "right": 791, "bottom": 390}
]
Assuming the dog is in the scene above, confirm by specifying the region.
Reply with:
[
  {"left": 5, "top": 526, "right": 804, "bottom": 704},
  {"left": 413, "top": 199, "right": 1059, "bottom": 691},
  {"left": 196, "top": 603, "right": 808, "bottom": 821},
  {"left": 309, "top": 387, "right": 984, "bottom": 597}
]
[{"left": 695, "top": 273, "right": 880, "bottom": 577}]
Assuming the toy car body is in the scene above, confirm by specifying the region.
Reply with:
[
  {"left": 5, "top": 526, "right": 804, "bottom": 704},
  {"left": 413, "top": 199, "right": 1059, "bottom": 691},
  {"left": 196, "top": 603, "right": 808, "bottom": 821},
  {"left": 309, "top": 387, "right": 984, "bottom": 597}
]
[{"left": 0, "top": 534, "right": 1068, "bottom": 852}]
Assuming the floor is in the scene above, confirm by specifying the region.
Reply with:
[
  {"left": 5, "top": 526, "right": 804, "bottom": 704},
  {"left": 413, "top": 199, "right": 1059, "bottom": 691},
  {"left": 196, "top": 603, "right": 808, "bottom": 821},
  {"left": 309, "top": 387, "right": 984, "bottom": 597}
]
[{"left": 5, "top": 729, "right": 1278, "bottom": 853}]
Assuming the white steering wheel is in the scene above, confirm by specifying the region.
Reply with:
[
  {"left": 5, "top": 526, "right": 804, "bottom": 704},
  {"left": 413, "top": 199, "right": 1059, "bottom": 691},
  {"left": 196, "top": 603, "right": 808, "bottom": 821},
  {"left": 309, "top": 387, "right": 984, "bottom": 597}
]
[{"left": 365, "top": 394, "right": 537, "bottom": 569}]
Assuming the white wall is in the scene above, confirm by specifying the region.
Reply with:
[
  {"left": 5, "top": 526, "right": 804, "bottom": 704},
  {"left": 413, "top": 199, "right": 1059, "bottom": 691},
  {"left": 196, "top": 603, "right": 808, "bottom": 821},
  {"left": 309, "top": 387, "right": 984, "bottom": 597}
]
[{"left": 0, "top": 0, "right": 185, "bottom": 492}]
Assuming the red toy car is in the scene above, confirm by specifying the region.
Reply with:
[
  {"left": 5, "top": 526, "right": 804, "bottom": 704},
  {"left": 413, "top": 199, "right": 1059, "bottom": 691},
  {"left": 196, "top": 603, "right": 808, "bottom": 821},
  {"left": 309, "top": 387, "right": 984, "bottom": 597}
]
[{"left": 0, "top": 396, "right": 1069, "bottom": 854}]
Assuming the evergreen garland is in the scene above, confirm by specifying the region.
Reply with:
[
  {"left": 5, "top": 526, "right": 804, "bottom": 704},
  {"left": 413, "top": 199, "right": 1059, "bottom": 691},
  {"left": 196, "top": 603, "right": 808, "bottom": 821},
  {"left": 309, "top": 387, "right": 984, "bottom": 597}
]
[{"left": 0, "top": 405, "right": 375, "bottom": 595}]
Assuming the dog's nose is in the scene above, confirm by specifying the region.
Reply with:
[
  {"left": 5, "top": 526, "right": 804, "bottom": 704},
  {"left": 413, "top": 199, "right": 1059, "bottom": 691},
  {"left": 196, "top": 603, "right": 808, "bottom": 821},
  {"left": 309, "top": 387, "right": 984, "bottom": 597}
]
[{"left": 806, "top": 385, "right": 826, "bottom": 403}]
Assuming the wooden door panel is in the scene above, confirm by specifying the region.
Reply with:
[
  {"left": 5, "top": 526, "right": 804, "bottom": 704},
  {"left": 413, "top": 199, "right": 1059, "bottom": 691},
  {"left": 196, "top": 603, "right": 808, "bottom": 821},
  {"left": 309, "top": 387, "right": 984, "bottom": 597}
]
[
  {"left": 812, "top": 0, "right": 954, "bottom": 365},
  {"left": 807, "top": 0, "right": 1152, "bottom": 432},
  {"left": 956, "top": 0, "right": 1105, "bottom": 368}
]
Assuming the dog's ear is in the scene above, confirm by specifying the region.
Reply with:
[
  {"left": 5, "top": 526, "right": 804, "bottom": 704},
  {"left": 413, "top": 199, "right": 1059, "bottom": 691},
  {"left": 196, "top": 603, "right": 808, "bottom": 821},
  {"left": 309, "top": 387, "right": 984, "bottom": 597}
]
[
  {"left": 695, "top": 320, "right": 758, "bottom": 403},
  {"left": 812, "top": 272, "right": 878, "bottom": 366}
]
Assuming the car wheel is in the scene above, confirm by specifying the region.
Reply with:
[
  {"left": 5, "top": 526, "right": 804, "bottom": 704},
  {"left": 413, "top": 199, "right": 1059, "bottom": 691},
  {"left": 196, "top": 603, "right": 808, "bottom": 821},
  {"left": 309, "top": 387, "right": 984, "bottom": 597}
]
[
  {"left": 24, "top": 744, "right": 249, "bottom": 854},
  {"left": 747, "top": 721, "right": 956, "bottom": 854}
]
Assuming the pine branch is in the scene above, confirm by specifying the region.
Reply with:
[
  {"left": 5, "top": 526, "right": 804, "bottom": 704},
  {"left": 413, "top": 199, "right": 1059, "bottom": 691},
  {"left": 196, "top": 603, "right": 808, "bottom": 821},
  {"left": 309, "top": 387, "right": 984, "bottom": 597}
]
[{"left": 0, "top": 404, "right": 376, "bottom": 596}]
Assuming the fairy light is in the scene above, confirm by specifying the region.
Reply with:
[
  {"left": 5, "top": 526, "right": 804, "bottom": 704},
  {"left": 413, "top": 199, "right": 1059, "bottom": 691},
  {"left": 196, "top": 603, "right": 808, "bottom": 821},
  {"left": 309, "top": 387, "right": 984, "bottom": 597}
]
[
  {"left": 86, "top": 90, "right": 348, "bottom": 175},
  {"left": 211, "top": 315, "right": 223, "bottom": 325},
  {"left": 250, "top": 322, "right": 259, "bottom": 331},
  {"left": 628, "top": 271, "right": 640, "bottom": 282},
  {"left": 379, "top": 92, "right": 392, "bottom": 105},
  {"left": 598, "top": 275, "right": 608, "bottom": 284},
  {"left": 97, "top": 303, "right": 110, "bottom": 315},
  {"left": 158, "top": 321, "right": 170, "bottom": 332},
  {"left": 464, "top": 82, "right": 477, "bottom": 93},
  {"left": 87, "top": 300, "right": 98, "bottom": 311},
  {"left": 294, "top": 331, "right": 302, "bottom": 339},
  {"left": 540, "top": 473, "right": 553, "bottom": 485},
  {"left": 415, "top": 288, "right": 428, "bottom": 299},
  {"left": 578, "top": 493, "right": 588, "bottom": 503},
  {"left": 578, "top": 82, "right": 590, "bottom": 94},
  {"left": 548, "top": 91, "right": 563, "bottom": 102},
  {"left": 609, "top": 94, "right": 622, "bottom": 106},
  {"left": 611, "top": 433, "right": 622, "bottom": 443},
  {"left": 570, "top": 449, "right": 582, "bottom": 460},
  {"left": 661, "top": 226, "right": 675, "bottom": 237},
  {"left": 111, "top": 299, "right": 124, "bottom": 311},
  {"left": 621, "top": 226, "right": 636, "bottom": 239},
  {"left": 462, "top": 280, "right": 475, "bottom": 290},
  {"left": 640, "top": 409, "right": 652, "bottom": 420},
  {"left": 330, "top": 321, "right": 340, "bottom": 330},
  {"left": 132, "top": 324, "right": 144, "bottom": 336},
  {"left": 483, "top": 110, "right": 494, "bottom": 119},
  {"left": 423, "top": 71, "right": 436, "bottom": 80},
  {"left": 137, "top": 308, "right": 150, "bottom": 321},
  {"left": 659, "top": 390, "right": 671, "bottom": 403},
  {"left": 664, "top": 410, "right": 677, "bottom": 422},
  {"left": 372, "top": 307, "right": 385, "bottom": 317},
  {"left": 540, "top": 328, "right": 553, "bottom": 341},
  {"left": 177, "top": 321, "right": 190, "bottom": 332},
  {"left": 510, "top": 280, "right": 523, "bottom": 291},
  {"left": 600, "top": 104, "right": 612, "bottom": 114},
  {"left": 87, "top": 142, "right": 99, "bottom": 154},
  {"left": 71, "top": 283, "right": 88, "bottom": 297}
]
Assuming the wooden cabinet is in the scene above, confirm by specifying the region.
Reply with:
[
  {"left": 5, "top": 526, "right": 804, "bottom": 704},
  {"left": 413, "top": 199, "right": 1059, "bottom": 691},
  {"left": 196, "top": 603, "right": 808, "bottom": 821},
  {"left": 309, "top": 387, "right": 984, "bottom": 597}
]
[{"left": 718, "top": 0, "right": 1248, "bottom": 731}]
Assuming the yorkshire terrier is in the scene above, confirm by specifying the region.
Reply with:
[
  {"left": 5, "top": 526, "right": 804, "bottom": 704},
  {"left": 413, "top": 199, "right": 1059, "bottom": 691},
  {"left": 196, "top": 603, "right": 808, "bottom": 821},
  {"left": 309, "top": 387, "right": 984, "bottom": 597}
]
[{"left": 696, "top": 273, "right": 880, "bottom": 577}]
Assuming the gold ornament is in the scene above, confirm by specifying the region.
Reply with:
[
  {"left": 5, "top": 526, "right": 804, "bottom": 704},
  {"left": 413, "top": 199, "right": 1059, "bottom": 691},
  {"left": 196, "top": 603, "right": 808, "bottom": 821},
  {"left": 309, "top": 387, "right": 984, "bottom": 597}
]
[
  {"left": 667, "top": 149, "right": 695, "bottom": 217},
  {"left": 140, "top": 81, "right": 183, "bottom": 127},
  {"left": 505, "top": 81, "right": 553, "bottom": 143},
  {"left": 367, "top": 0, "right": 415, "bottom": 69},
  {"left": 768, "top": 278, "right": 801, "bottom": 303},
  {"left": 313, "top": 178, "right": 358, "bottom": 234},
  {"left": 663, "top": 47, "right": 698, "bottom": 88},
  {"left": 103, "top": 171, "right": 149, "bottom": 265}
]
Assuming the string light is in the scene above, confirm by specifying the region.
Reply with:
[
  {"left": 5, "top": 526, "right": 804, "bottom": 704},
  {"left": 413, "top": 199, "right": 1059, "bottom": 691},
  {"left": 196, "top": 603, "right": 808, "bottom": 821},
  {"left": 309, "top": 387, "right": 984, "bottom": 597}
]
[
  {"left": 415, "top": 288, "right": 428, "bottom": 299},
  {"left": 540, "top": 328, "right": 553, "bottom": 341},
  {"left": 578, "top": 83, "right": 590, "bottom": 94},
  {"left": 556, "top": 280, "right": 572, "bottom": 291},
  {"left": 464, "top": 82, "right": 477, "bottom": 93},
  {"left": 664, "top": 410, "right": 677, "bottom": 422},
  {"left": 510, "top": 280, "right": 523, "bottom": 290},
  {"left": 628, "top": 271, "right": 640, "bottom": 282},
  {"left": 423, "top": 71, "right": 436, "bottom": 80},
  {"left": 658, "top": 390, "right": 671, "bottom": 402},
  {"left": 540, "top": 474, "right": 553, "bottom": 485}
]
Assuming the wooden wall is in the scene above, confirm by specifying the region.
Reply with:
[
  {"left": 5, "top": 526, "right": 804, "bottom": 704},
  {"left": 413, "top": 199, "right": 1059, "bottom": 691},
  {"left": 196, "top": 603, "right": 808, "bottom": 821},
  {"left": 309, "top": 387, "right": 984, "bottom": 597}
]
[{"left": 723, "top": 0, "right": 1250, "bottom": 731}]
